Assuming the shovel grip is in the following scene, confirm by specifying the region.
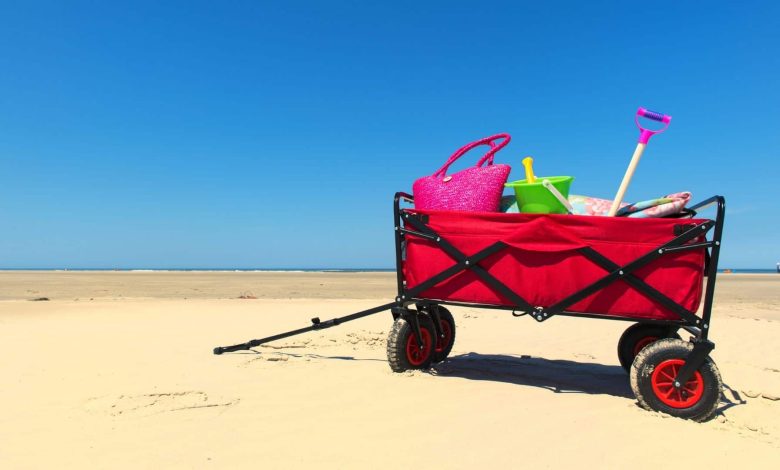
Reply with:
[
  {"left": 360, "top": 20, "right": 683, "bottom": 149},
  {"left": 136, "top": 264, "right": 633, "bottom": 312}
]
[
  {"left": 637, "top": 107, "right": 671, "bottom": 123},
  {"left": 636, "top": 107, "right": 672, "bottom": 144}
]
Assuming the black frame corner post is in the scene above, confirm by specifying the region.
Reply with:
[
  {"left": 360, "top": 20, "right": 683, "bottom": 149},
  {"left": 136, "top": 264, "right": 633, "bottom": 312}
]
[
  {"left": 693, "top": 196, "right": 725, "bottom": 342},
  {"left": 394, "top": 192, "right": 414, "bottom": 304}
]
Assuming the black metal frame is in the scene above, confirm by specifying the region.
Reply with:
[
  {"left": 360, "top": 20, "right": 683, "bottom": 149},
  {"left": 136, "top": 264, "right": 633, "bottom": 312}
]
[
  {"left": 393, "top": 192, "right": 726, "bottom": 389},
  {"left": 215, "top": 192, "right": 726, "bottom": 393}
]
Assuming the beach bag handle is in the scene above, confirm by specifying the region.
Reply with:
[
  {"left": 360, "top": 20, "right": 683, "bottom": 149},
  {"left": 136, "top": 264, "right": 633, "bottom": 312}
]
[{"left": 433, "top": 133, "right": 511, "bottom": 178}]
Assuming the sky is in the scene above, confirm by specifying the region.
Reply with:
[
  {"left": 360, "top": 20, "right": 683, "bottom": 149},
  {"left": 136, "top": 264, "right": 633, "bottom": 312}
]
[{"left": 1, "top": 1, "right": 778, "bottom": 269}]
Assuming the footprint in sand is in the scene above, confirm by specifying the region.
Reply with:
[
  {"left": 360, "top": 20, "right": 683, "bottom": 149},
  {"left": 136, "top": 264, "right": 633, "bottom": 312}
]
[
  {"left": 345, "top": 331, "right": 385, "bottom": 348},
  {"left": 242, "top": 354, "right": 291, "bottom": 366},
  {"left": 85, "top": 391, "right": 239, "bottom": 416}
]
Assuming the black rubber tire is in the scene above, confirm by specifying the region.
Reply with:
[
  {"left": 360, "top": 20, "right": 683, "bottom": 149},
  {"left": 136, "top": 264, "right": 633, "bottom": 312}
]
[
  {"left": 386, "top": 315, "right": 436, "bottom": 372},
  {"left": 431, "top": 306, "right": 456, "bottom": 363},
  {"left": 630, "top": 338, "right": 722, "bottom": 422},
  {"left": 617, "top": 323, "right": 681, "bottom": 373}
]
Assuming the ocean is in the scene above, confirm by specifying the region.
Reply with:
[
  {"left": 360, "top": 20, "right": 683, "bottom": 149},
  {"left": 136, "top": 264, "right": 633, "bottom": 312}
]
[
  {"left": 718, "top": 268, "right": 778, "bottom": 274},
  {"left": 0, "top": 268, "right": 776, "bottom": 273}
]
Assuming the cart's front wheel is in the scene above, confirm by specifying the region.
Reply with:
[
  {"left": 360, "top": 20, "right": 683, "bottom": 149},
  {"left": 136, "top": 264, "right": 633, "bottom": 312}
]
[
  {"left": 617, "top": 323, "right": 680, "bottom": 373},
  {"left": 387, "top": 315, "right": 435, "bottom": 372},
  {"left": 432, "top": 306, "right": 456, "bottom": 363},
  {"left": 630, "top": 338, "right": 722, "bottom": 422}
]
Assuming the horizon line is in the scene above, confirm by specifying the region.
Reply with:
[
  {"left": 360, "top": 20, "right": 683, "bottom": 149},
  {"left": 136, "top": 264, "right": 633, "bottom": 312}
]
[{"left": 0, "top": 267, "right": 776, "bottom": 272}]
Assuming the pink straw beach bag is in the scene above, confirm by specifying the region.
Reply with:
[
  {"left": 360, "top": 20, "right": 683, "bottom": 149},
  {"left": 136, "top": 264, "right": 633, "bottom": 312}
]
[{"left": 413, "top": 133, "right": 512, "bottom": 212}]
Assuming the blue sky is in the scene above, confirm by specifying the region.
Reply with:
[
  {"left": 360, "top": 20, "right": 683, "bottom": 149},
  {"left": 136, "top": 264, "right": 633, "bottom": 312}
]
[{"left": 1, "top": 1, "right": 778, "bottom": 269}]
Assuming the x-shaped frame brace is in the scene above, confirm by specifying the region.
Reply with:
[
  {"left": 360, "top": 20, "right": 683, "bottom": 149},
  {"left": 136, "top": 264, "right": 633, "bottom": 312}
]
[{"left": 399, "top": 210, "right": 714, "bottom": 326}]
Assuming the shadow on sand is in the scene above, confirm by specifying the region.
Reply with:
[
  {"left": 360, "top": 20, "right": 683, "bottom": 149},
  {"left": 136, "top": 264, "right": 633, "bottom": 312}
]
[
  {"left": 430, "top": 353, "right": 746, "bottom": 418},
  {"left": 430, "top": 352, "right": 634, "bottom": 399},
  {"left": 235, "top": 348, "right": 744, "bottom": 418},
  {"left": 234, "top": 349, "right": 633, "bottom": 397}
]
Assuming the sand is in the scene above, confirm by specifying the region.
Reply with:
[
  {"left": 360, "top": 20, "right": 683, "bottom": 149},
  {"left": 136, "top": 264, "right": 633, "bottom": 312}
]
[{"left": 1, "top": 272, "right": 779, "bottom": 468}]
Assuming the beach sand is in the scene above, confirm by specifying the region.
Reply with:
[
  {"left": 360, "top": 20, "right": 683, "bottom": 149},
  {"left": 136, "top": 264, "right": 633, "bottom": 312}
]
[{"left": 1, "top": 272, "right": 778, "bottom": 468}]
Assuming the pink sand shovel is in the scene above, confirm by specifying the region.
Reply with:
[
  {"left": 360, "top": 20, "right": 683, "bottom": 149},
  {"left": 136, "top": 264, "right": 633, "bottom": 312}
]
[{"left": 607, "top": 107, "right": 672, "bottom": 216}]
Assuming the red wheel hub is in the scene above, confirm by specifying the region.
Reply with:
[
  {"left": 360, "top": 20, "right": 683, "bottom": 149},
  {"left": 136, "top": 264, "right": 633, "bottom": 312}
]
[
  {"left": 651, "top": 359, "right": 704, "bottom": 408},
  {"left": 434, "top": 320, "right": 452, "bottom": 353},
  {"left": 633, "top": 336, "right": 659, "bottom": 356},
  {"left": 405, "top": 328, "right": 433, "bottom": 366}
]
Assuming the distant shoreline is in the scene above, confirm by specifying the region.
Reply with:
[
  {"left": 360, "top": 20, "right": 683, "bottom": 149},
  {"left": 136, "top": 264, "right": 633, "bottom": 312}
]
[
  {"left": 0, "top": 268, "right": 396, "bottom": 273},
  {"left": 716, "top": 269, "right": 778, "bottom": 274},
  {"left": 0, "top": 269, "right": 777, "bottom": 302}
]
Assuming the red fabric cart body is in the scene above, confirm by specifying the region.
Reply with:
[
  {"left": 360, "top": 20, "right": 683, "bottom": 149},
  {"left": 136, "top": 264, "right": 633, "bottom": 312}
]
[{"left": 404, "top": 210, "right": 707, "bottom": 321}]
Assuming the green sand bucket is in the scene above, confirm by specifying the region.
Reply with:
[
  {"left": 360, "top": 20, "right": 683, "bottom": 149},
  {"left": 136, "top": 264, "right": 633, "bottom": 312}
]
[{"left": 505, "top": 176, "right": 574, "bottom": 214}]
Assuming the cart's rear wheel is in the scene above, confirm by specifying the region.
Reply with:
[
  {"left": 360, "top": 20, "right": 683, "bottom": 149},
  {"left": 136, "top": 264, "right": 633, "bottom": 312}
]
[
  {"left": 387, "top": 314, "right": 435, "bottom": 372},
  {"left": 617, "top": 323, "right": 681, "bottom": 373},
  {"left": 431, "top": 306, "right": 456, "bottom": 363},
  {"left": 630, "top": 338, "right": 722, "bottom": 422}
]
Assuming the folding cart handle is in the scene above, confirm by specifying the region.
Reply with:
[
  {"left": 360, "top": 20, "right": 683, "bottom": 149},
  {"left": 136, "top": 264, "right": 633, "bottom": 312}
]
[{"left": 636, "top": 107, "right": 672, "bottom": 144}]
